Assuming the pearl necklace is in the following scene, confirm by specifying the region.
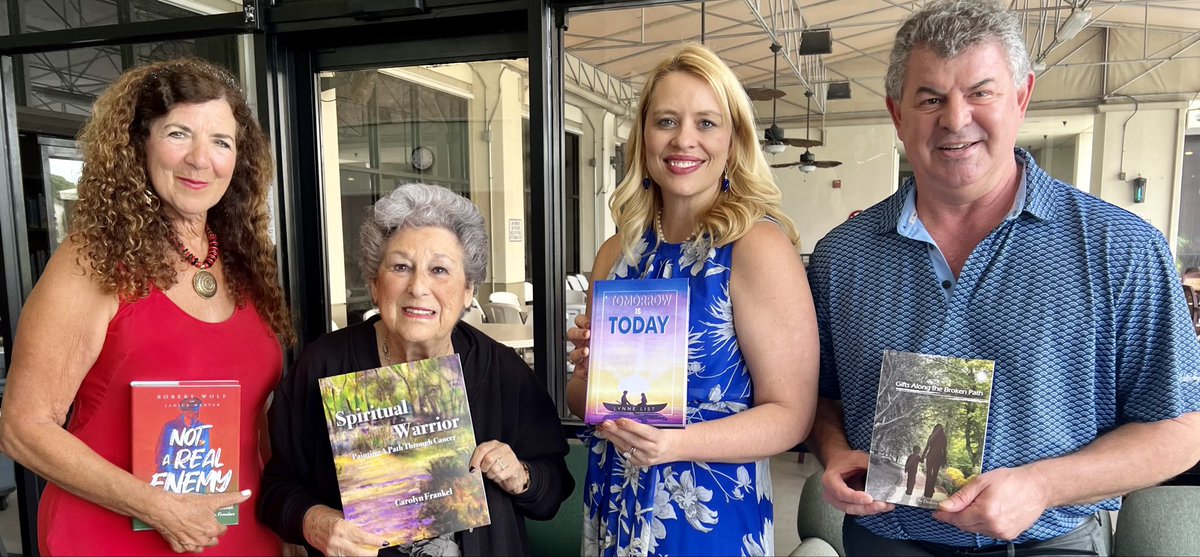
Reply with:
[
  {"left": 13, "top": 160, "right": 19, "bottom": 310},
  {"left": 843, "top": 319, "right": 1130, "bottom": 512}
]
[{"left": 655, "top": 209, "right": 697, "bottom": 245}]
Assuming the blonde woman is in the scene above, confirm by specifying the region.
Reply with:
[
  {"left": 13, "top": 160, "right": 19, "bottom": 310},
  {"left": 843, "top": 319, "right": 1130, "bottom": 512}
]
[{"left": 566, "top": 43, "right": 819, "bottom": 556}]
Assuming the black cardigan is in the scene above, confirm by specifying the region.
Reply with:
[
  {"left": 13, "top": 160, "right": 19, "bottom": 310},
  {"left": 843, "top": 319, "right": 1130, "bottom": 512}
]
[{"left": 258, "top": 317, "right": 573, "bottom": 556}]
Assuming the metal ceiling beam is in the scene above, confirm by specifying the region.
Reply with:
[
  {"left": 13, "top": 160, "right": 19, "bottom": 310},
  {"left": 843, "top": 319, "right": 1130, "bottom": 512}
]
[{"left": 742, "top": 0, "right": 825, "bottom": 112}]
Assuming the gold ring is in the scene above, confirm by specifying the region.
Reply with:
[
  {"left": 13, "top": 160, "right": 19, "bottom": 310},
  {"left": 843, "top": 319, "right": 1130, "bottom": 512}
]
[{"left": 500, "top": 460, "right": 509, "bottom": 470}]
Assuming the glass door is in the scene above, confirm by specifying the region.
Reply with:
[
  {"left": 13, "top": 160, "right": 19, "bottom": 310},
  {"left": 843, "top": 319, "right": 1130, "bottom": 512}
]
[{"left": 318, "top": 59, "right": 538, "bottom": 362}]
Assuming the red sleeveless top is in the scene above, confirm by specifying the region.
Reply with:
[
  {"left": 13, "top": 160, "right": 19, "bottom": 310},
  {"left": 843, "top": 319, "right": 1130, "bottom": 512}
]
[{"left": 38, "top": 287, "right": 283, "bottom": 556}]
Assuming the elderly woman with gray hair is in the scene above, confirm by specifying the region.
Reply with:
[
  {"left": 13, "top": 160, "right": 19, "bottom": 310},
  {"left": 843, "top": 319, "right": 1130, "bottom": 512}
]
[{"left": 259, "top": 183, "right": 572, "bottom": 557}]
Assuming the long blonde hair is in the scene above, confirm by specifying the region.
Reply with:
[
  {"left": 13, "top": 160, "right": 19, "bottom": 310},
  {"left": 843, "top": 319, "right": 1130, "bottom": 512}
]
[{"left": 610, "top": 43, "right": 800, "bottom": 263}]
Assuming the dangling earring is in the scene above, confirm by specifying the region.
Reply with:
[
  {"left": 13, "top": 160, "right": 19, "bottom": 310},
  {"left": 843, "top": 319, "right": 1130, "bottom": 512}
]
[
  {"left": 721, "top": 171, "right": 731, "bottom": 193},
  {"left": 642, "top": 177, "right": 652, "bottom": 190}
]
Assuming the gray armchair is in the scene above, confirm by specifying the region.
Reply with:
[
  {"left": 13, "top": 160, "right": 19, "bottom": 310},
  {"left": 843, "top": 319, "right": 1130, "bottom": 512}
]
[
  {"left": 1113, "top": 485, "right": 1200, "bottom": 556},
  {"left": 790, "top": 468, "right": 845, "bottom": 556}
]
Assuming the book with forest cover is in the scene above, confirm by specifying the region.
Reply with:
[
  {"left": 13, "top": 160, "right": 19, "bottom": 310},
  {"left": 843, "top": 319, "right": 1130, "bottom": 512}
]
[
  {"left": 863, "top": 350, "right": 995, "bottom": 509},
  {"left": 584, "top": 278, "right": 689, "bottom": 427},
  {"left": 130, "top": 380, "right": 241, "bottom": 531},
  {"left": 318, "top": 354, "right": 490, "bottom": 546}
]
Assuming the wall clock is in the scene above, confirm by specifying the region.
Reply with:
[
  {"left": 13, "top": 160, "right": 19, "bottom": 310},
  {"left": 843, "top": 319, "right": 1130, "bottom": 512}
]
[{"left": 411, "top": 146, "right": 434, "bottom": 170}]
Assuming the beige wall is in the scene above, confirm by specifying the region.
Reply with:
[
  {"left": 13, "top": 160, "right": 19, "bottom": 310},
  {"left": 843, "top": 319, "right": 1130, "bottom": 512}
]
[
  {"left": 775, "top": 104, "right": 1188, "bottom": 252},
  {"left": 1090, "top": 103, "right": 1187, "bottom": 237},
  {"left": 773, "top": 123, "right": 900, "bottom": 252}
]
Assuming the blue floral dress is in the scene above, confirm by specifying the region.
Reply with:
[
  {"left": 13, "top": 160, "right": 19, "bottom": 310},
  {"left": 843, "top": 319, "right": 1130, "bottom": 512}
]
[{"left": 581, "top": 228, "right": 774, "bottom": 557}]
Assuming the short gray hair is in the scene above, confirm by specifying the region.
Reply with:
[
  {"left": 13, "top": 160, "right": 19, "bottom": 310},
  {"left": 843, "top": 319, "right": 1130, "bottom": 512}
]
[
  {"left": 885, "top": 0, "right": 1031, "bottom": 101},
  {"left": 359, "top": 183, "right": 489, "bottom": 290}
]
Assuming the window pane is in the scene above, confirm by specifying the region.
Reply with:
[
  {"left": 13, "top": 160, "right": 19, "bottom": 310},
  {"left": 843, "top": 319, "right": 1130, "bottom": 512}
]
[
  {"left": 1179, "top": 135, "right": 1200, "bottom": 271},
  {"left": 18, "top": 0, "right": 118, "bottom": 32},
  {"left": 131, "top": 0, "right": 239, "bottom": 19},
  {"left": 12, "top": 0, "right": 237, "bottom": 34},
  {"left": 321, "top": 61, "right": 537, "bottom": 376},
  {"left": 18, "top": 37, "right": 240, "bottom": 118}
]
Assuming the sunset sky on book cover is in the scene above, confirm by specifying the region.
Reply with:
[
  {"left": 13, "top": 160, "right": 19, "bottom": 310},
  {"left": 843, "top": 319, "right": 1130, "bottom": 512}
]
[
  {"left": 130, "top": 380, "right": 241, "bottom": 530},
  {"left": 585, "top": 278, "right": 689, "bottom": 427}
]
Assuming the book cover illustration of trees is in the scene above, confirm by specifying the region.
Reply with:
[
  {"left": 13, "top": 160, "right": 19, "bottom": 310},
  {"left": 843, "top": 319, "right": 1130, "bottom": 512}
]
[
  {"left": 319, "top": 355, "right": 489, "bottom": 545},
  {"left": 864, "top": 350, "right": 995, "bottom": 509}
]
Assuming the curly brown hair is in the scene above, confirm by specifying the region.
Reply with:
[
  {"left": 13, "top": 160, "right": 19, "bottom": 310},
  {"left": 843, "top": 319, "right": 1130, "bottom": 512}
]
[{"left": 71, "top": 57, "right": 295, "bottom": 345}]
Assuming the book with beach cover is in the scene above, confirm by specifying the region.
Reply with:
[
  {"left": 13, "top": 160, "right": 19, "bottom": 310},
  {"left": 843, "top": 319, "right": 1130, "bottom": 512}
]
[
  {"left": 864, "top": 350, "right": 995, "bottom": 509},
  {"left": 584, "top": 278, "right": 689, "bottom": 427},
  {"left": 318, "top": 354, "right": 490, "bottom": 545},
  {"left": 130, "top": 380, "right": 241, "bottom": 531}
]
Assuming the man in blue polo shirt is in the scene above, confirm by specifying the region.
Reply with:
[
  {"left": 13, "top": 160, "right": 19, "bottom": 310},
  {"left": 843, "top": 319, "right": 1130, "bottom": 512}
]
[{"left": 805, "top": 0, "right": 1200, "bottom": 555}]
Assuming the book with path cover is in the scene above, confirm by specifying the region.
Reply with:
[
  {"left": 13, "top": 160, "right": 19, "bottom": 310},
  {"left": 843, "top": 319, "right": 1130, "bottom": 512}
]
[
  {"left": 864, "top": 350, "right": 995, "bottom": 509},
  {"left": 130, "top": 380, "right": 241, "bottom": 531},
  {"left": 318, "top": 354, "right": 490, "bottom": 546},
  {"left": 584, "top": 278, "right": 689, "bottom": 427}
]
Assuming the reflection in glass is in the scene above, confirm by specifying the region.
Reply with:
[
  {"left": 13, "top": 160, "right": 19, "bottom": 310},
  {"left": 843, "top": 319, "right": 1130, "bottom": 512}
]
[
  {"left": 47, "top": 157, "right": 83, "bottom": 246},
  {"left": 322, "top": 62, "right": 530, "bottom": 333},
  {"left": 12, "top": 0, "right": 233, "bottom": 34},
  {"left": 17, "top": 0, "right": 118, "bottom": 32},
  {"left": 1179, "top": 135, "right": 1200, "bottom": 271},
  {"left": 132, "top": 0, "right": 238, "bottom": 19},
  {"left": 19, "top": 38, "right": 239, "bottom": 117}
]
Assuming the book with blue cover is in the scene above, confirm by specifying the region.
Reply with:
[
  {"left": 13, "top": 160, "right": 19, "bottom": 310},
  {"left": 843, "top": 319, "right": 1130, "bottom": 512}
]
[
  {"left": 864, "top": 350, "right": 995, "bottom": 509},
  {"left": 584, "top": 278, "right": 689, "bottom": 427}
]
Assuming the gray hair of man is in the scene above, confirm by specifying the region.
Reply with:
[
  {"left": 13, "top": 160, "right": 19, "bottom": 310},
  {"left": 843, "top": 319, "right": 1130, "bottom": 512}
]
[
  {"left": 884, "top": 0, "right": 1031, "bottom": 101},
  {"left": 358, "top": 183, "right": 489, "bottom": 292}
]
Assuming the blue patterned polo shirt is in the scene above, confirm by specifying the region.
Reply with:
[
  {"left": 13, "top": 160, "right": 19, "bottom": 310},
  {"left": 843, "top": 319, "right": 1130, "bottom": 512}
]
[{"left": 807, "top": 148, "right": 1200, "bottom": 547}]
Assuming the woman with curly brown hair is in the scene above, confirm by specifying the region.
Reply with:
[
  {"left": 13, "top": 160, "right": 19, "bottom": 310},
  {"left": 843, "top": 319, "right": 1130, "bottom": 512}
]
[{"left": 0, "top": 58, "right": 294, "bottom": 555}]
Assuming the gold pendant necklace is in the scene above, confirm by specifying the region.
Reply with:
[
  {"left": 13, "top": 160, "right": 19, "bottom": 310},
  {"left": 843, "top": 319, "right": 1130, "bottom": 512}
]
[
  {"left": 192, "top": 271, "right": 218, "bottom": 298},
  {"left": 171, "top": 227, "right": 220, "bottom": 299}
]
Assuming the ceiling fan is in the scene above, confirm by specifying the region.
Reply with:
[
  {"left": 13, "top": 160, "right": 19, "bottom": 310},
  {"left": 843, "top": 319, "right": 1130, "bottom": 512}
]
[
  {"left": 771, "top": 90, "right": 842, "bottom": 172},
  {"left": 752, "top": 43, "right": 821, "bottom": 154}
]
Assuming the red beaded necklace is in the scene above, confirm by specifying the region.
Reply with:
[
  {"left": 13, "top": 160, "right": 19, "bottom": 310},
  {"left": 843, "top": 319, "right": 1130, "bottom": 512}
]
[{"left": 171, "top": 227, "right": 220, "bottom": 298}]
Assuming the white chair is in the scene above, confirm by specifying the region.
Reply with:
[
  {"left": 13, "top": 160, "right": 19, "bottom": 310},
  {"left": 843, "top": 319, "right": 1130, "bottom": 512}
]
[
  {"left": 565, "top": 289, "right": 587, "bottom": 306},
  {"left": 574, "top": 273, "right": 589, "bottom": 290},
  {"left": 566, "top": 275, "right": 583, "bottom": 291},
  {"left": 565, "top": 304, "right": 585, "bottom": 353},
  {"left": 565, "top": 304, "right": 584, "bottom": 324},
  {"left": 489, "top": 291, "right": 522, "bottom": 307},
  {"left": 461, "top": 306, "right": 485, "bottom": 326},
  {"left": 482, "top": 302, "right": 525, "bottom": 324},
  {"left": 523, "top": 281, "right": 534, "bottom": 306}
]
